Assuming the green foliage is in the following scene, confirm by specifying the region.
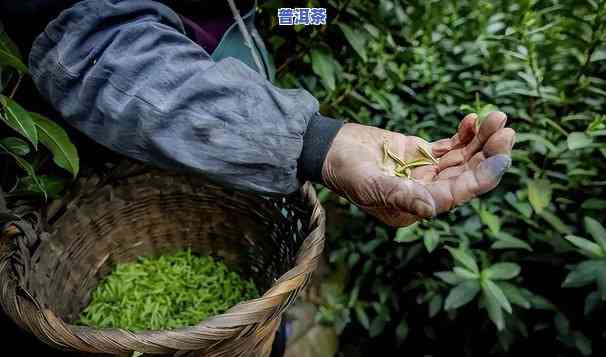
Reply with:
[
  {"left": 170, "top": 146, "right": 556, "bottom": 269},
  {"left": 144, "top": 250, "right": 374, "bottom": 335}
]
[
  {"left": 0, "top": 95, "right": 38, "bottom": 148},
  {"left": 260, "top": 0, "right": 606, "bottom": 354},
  {"left": 0, "top": 22, "right": 27, "bottom": 74},
  {"left": 436, "top": 247, "right": 525, "bottom": 329},
  {"left": 562, "top": 218, "right": 606, "bottom": 302},
  {"left": 77, "top": 250, "right": 259, "bottom": 331},
  {"left": 30, "top": 112, "right": 79, "bottom": 178},
  {"left": 0, "top": 22, "right": 79, "bottom": 200}
]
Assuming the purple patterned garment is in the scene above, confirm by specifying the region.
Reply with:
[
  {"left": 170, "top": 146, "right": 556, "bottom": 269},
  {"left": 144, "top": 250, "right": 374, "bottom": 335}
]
[{"left": 179, "top": 14, "right": 234, "bottom": 54}]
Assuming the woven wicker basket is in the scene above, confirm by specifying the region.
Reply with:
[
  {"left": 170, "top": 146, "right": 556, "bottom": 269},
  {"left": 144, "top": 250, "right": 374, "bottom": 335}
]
[{"left": 0, "top": 165, "right": 325, "bottom": 357}]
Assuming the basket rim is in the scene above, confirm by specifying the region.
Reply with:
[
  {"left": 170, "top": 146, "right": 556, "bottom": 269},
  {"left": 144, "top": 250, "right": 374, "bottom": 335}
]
[{"left": 0, "top": 179, "right": 326, "bottom": 355}]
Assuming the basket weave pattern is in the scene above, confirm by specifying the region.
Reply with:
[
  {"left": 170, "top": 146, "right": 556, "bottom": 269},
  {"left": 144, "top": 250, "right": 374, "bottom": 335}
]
[{"left": 0, "top": 168, "right": 325, "bottom": 357}]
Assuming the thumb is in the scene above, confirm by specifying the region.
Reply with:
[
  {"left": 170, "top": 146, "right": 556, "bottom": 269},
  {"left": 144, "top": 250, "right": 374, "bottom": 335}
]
[{"left": 375, "top": 176, "right": 437, "bottom": 220}]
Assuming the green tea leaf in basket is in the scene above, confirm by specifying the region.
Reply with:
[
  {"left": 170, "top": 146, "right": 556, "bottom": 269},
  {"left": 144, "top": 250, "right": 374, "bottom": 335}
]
[{"left": 77, "top": 249, "right": 259, "bottom": 331}]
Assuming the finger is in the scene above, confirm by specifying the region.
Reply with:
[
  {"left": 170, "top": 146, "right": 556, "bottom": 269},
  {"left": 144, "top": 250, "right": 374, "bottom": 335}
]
[
  {"left": 437, "top": 151, "right": 485, "bottom": 179},
  {"left": 456, "top": 113, "right": 478, "bottom": 147},
  {"left": 362, "top": 176, "right": 436, "bottom": 227},
  {"left": 437, "top": 148, "right": 465, "bottom": 171},
  {"left": 437, "top": 127, "right": 515, "bottom": 180},
  {"left": 438, "top": 112, "right": 508, "bottom": 170},
  {"left": 483, "top": 127, "right": 516, "bottom": 157},
  {"left": 462, "top": 111, "right": 507, "bottom": 159},
  {"left": 431, "top": 113, "right": 477, "bottom": 157},
  {"left": 466, "top": 128, "right": 515, "bottom": 173},
  {"left": 388, "top": 177, "right": 436, "bottom": 219},
  {"left": 426, "top": 154, "right": 511, "bottom": 213},
  {"left": 431, "top": 138, "right": 452, "bottom": 157}
]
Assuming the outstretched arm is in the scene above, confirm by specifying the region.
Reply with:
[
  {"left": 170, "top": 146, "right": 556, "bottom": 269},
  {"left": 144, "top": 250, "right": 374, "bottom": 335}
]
[
  {"left": 28, "top": 0, "right": 514, "bottom": 224},
  {"left": 28, "top": 0, "right": 342, "bottom": 195}
]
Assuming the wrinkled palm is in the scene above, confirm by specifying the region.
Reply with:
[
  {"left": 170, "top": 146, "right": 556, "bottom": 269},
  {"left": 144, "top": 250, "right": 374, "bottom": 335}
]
[{"left": 322, "top": 111, "right": 515, "bottom": 227}]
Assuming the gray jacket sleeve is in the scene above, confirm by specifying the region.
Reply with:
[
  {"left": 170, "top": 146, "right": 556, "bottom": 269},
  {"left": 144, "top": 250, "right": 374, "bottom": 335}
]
[{"left": 28, "top": 0, "right": 342, "bottom": 195}]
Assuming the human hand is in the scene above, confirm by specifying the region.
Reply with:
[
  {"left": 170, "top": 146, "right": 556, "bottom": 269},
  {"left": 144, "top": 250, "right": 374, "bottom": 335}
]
[{"left": 322, "top": 112, "right": 515, "bottom": 227}]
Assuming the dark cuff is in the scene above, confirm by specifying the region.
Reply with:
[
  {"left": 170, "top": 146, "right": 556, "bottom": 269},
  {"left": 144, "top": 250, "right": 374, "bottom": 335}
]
[{"left": 298, "top": 113, "right": 344, "bottom": 183}]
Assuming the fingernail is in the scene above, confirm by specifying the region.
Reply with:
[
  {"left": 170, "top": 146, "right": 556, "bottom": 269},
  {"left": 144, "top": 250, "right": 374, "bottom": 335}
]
[
  {"left": 492, "top": 111, "right": 507, "bottom": 128},
  {"left": 484, "top": 154, "right": 512, "bottom": 178},
  {"left": 412, "top": 198, "right": 435, "bottom": 218},
  {"left": 509, "top": 135, "right": 516, "bottom": 150}
]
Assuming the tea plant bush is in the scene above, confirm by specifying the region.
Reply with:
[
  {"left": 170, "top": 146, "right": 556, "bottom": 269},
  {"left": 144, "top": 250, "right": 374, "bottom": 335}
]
[
  {"left": 259, "top": 0, "right": 606, "bottom": 355},
  {"left": 0, "top": 21, "right": 79, "bottom": 201}
]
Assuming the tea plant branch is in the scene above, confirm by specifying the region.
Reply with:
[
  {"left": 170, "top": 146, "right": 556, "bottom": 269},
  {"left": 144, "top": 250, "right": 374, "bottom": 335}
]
[
  {"left": 525, "top": 36, "right": 544, "bottom": 104},
  {"left": 0, "top": 184, "right": 6, "bottom": 212},
  {"left": 226, "top": 0, "right": 267, "bottom": 79},
  {"left": 572, "top": 1, "right": 606, "bottom": 88},
  {"left": 9, "top": 73, "right": 22, "bottom": 99},
  {"left": 332, "top": 87, "right": 353, "bottom": 107}
]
